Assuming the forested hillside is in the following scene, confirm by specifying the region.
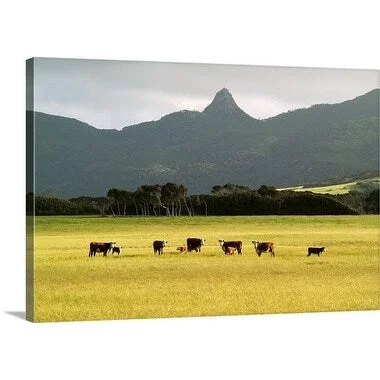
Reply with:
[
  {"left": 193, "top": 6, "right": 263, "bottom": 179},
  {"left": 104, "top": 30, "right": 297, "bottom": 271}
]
[{"left": 31, "top": 88, "right": 379, "bottom": 197}]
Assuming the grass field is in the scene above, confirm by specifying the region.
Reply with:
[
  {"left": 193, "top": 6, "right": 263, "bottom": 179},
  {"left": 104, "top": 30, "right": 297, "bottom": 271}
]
[
  {"left": 278, "top": 177, "right": 380, "bottom": 194},
  {"left": 32, "top": 215, "right": 379, "bottom": 322}
]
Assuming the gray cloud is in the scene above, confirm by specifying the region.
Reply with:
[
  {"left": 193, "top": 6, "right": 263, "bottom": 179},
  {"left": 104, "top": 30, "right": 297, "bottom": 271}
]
[{"left": 32, "top": 58, "right": 379, "bottom": 129}]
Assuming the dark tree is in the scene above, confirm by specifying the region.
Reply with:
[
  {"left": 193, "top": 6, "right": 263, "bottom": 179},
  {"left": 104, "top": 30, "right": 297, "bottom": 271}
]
[
  {"left": 364, "top": 189, "right": 379, "bottom": 214},
  {"left": 257, "top": 185, "right": 278, "bottom": 197},
  {"left": 161, "top": 183, "right": 182, "bottom": 216}
]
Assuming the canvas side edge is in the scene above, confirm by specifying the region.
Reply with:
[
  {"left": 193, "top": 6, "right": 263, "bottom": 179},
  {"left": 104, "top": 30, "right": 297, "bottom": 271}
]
[{"left": 26, "top": 58, "right": 35, "bottom": 322}]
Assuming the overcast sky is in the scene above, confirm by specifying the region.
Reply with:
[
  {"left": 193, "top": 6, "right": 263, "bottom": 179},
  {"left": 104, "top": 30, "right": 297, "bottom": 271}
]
[{"left": 31, "top": 58, "right": 379, "bottom": 130}]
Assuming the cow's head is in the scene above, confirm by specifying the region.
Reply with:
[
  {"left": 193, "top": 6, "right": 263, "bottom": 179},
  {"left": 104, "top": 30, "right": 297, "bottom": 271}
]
[
  {"left": 218, "top": 239, "right": 225, "bottom": 246},
  {"left": 110, "top": 242, "right": 116, "bottom": 248},
  {"left": 252, "top": 240, "right": 261, "bottom": 253},
  {"left": 200, "top": 238, "right": 205, "bottom": 245},
  {"left": 162, "top": 241, "right": 167, "bottom": 247}
]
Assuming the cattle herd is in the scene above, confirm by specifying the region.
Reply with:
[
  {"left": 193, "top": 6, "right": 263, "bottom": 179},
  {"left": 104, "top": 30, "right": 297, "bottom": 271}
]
[{"left": 88, "top": 238, "right": 325, "bottom": 257}]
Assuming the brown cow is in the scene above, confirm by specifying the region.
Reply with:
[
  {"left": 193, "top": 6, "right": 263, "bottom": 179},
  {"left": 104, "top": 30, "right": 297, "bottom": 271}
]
[
  {"left": 89, "top": 242, "right": 115, "bottom": 257},
  {"left": 307, "top": 247, "right": 325, "bottom": 256},
  {"left": 176, "top": 246, "right": 188, "bottom": 253},
  {"left": 218, "top": 239, "right": 242, "bottom": 254},
  {"left": 153, "top": 240, "right": 167, "bottom": 255},
  {"left": 252, "top": 240, "right": 275, "bottom": 257},
  {"left": 112, "top": 246, "right": 122, "bottom": 255},
  {"left": 225, "top": 246, "right": 237, "bottom": 255},
  {"left": 187, "top": 238, "right": 205, "bottom": 253}
]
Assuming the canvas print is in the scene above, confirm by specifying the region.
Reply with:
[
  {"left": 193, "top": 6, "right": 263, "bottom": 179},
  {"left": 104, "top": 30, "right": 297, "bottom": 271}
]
[{"left": 26, "top": 58, "right": 379, "bottom": 322}]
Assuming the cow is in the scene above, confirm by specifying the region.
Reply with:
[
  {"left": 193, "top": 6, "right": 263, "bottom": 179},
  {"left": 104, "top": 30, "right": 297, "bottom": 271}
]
[
  {"left": 153, "top": 240, "right": 167, "bottom": 255},
  {"left": 186, "top": 238, "right": 205, "bottom": 253},
  {"left": 112, "top": 246, "right": 122, "bottom": 255},
  {"left": 218, "top": 239, "right": 242, "bottom": 254},
  {"left": 89, "top": 242, "right": 116, "bottom": 257},
  {"left": 307, "top": 247, "right": 325, "bottom": 256},
  {"left": 252, "top": 240, "right": 275, "bottom": 257},
  {"left": 225, "top": 246, "right": 237, "bottom": 255},
  {"left": 176, "top": 246, "right": 188, "bottom": 253}
]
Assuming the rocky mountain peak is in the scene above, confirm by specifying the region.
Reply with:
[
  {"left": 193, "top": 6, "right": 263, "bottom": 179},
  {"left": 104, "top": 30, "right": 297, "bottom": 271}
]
[{"left": 202, "top": 88, "right": 250, "bottom": 118}]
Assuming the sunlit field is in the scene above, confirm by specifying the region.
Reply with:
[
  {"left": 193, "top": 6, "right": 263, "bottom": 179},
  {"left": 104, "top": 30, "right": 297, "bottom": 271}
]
[
  {"left": 278, "top": 177, "right": 379, "bottom": 194},
  {"left": 33, "top": 215, "right": 379, "bottom": 322}
]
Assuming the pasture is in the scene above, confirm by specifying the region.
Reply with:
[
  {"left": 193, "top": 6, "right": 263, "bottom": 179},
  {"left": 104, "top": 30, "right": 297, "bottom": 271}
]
[
  {"left": 33, "top": 215, "right": 379, "bottom": 322},
  {"left": 278, "top": 176, "right": 380, "bottom": 194}
]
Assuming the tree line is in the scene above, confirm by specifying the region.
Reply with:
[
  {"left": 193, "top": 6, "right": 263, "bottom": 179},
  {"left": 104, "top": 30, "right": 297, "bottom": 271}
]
[{"left": 26, "top": 182, "right": 379, "bottom": 216}]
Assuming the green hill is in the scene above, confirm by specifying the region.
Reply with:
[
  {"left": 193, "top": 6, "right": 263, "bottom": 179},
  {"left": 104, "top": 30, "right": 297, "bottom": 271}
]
[
  {"left": 30, "top": 88, "right": 380, "bottom": 198},
  {"left": 279, "top": 174, "right": 380, "bottom": 195}
]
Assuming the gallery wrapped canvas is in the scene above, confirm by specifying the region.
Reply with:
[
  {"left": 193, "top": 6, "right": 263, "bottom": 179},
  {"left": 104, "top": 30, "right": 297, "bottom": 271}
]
[{"left": 26, "top": 58, "right": 379, "bottom": 322}]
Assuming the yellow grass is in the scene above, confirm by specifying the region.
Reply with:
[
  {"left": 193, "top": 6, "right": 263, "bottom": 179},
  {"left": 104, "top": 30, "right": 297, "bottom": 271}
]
[
  {"left": 32, "top": 215, "right": 379, "bottom": 322},
  {"left": 278, "top": 177, "right": 379, "bottom": 194}
]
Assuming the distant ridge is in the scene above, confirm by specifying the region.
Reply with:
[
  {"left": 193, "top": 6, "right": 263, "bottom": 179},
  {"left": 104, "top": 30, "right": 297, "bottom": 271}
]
[{"left": 31, "top": 88, "right": 380, "bottom": 197}]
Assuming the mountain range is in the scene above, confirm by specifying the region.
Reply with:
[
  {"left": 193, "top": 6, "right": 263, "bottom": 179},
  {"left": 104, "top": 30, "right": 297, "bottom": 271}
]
[{"left": 30, "top": 88, "right": 379, "bottom": 198}]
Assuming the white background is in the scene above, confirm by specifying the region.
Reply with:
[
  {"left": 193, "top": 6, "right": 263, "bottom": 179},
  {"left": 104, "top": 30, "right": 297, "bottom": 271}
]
[{"left": 0, "top": 1, "right": 379, "bottom": 379}]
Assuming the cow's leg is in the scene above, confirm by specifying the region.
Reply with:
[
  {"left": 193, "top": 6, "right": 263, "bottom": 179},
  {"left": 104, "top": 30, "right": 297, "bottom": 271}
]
[
  {"left": 307, "top": 252, "right": 311, "bottom": 256},
  {"left": 257, "top": 251, "right": 261, "bottom": 257}
]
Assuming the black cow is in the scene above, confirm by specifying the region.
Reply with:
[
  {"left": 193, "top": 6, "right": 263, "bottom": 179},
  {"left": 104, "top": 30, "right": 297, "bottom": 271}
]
[
  {"left": 153, "top": 240, "right": 167, "bottom": 255},
  {"left": 186, "top": 238, "right": 205, "bottom": 252},
  {"left": 307, "top": 247, "right": 325, "bottom": 256},
  {"left": 89, "top": 242, "right": 115, "bottom": 257},
  {"left": 218, "top": 239, "right": 242, "bottom": 254},
  {"left": 112, "top": 246, "right": 122, "bottom": 255}
]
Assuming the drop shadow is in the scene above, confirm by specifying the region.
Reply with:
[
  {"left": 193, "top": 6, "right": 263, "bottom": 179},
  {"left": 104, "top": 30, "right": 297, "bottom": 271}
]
[{"left": 6, "top": 311, "right": 26, "bottom": 320}]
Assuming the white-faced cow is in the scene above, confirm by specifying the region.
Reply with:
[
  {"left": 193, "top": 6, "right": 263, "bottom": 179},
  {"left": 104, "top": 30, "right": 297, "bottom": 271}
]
[
  {"left": 186, "top": 238, "right": 205, "bottom": 253},
  {"left": 252, "top": 240, "right": 275, "bottom": 257},
  {"left": 225, "top": 246, "right": 237, "bottom": 255},
  {"left": 218, "top": 239, "right": 242, "bottom": 254},
  {"left": 89, "top": 242, "right": 116, "bottom": 257},
  {"left": 307, "top": 247, "right": 325, "bottom": 256},
  {"left": 153, "top": 240, "right": 167, "bottom": 255}
]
